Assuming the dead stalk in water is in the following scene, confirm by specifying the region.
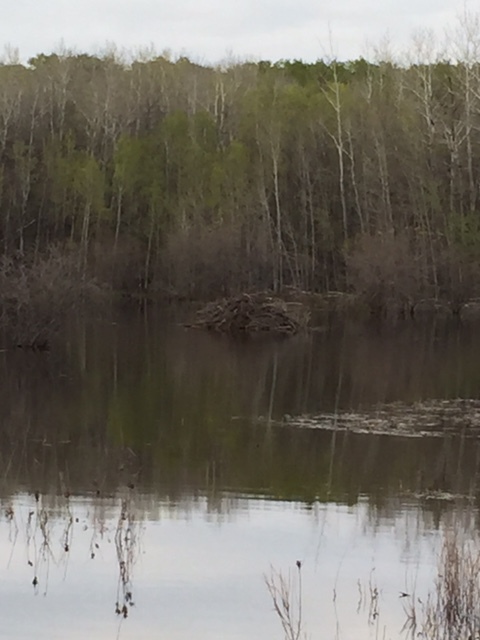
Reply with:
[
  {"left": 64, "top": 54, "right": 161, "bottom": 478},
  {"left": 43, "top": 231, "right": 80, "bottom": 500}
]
[
  {"left": 416, "top": 533, "right": 480, "bottom": 639},
  {"left": 114, "top": 497, "right": 139, "bottom": 619},
  {"left": 265, "top": 561, "right": 303, "bottom": 640}
]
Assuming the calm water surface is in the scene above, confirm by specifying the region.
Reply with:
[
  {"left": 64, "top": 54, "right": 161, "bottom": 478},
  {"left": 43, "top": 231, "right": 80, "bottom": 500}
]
[{"left": 1, "top": 309, "right": 480, "bottom": 639}]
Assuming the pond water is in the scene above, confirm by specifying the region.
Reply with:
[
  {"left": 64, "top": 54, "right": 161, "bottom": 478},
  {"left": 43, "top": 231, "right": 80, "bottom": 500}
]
[{"left": 1, "top": 308, "right": 480, "bottom": 639}]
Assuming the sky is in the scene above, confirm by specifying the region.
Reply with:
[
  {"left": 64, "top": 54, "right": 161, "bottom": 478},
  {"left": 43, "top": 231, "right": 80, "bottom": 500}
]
[{"left": 0, "top": 0, "right": 474, "bottom": 64}]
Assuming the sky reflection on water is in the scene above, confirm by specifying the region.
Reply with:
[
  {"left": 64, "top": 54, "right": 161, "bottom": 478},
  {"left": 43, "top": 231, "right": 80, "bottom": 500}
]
[{"left": 0, "top": 491, "right": 465, "bottom": 640}]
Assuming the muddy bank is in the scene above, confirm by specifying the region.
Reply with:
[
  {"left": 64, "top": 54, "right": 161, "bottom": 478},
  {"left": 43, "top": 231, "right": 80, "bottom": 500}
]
[{"left": 268, "top": 399, "right": 480, "bottom": 438}]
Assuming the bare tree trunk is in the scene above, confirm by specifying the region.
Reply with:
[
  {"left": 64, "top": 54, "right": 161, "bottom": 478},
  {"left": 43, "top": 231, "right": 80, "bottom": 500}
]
[
  {"left": 81, "top": 202, "right": 91, "bottom": 275},
  {"left": 271, "top": 144, "right": 283, "bottom": 291},
  {"left": 114, "top": 187, "right": 123, "bottom": 254},
  {"left": 144, "top": 207, "right": 156, "bottom": 289},
  {"left": 346, "top": 128, "right": 365, "bottom": 233},
  {"left": 322, "top": 66, "right": 348, "bottom": 241},
  {"left": 375, "top": 134, "right": 393, "bottom": 231}
]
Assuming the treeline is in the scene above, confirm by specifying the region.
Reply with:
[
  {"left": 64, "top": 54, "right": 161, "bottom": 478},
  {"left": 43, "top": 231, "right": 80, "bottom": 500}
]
[{"left": 2, "top": 45, "right": 480, "bottom": 305}]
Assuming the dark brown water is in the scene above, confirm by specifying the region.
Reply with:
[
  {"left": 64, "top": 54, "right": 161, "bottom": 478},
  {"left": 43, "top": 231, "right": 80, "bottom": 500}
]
[{"left": 1, "top": 309, "right": 480, "bottom": 639}]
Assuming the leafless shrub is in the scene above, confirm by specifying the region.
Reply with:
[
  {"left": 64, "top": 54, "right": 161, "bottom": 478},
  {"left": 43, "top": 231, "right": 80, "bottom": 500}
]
[
  {"left": 346, "top": 232, "right": 427, "bottom": 315},
  {"left": 347, "top": 232, "right": 480, "bottom": 316},
  {"left": 157, "top": 223, "right": 274, "bottom": 300},
  {"left": 435, "top": 245, "right": 480, "bottom": 311},
  {"left": 91, "top": 236, "right": 146, "bottom": 292},
  {"left": 0, "top": 246, "right": 109, "bottom": 347}
]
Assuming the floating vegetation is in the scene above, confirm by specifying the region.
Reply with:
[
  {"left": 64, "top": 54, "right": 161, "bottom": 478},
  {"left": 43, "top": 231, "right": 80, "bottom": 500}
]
[{"left": 275, "top": 399, "right": 480, "bottom": 438}]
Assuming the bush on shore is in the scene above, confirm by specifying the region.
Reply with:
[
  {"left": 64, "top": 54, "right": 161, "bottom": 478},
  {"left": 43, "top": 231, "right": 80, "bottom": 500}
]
[{"left": 0, "top": 247, "right": 108, "bottom": 348}]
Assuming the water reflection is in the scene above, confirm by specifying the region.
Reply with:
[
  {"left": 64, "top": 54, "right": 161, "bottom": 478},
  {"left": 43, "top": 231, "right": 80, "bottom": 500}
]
[
  {"left": 1, "top": 311, "right": 480, "bottom": 638},
  {"left": 1, "top": 312, "right": 480, "bottom": 501},
  {"left": 1, "top": 490, "right": 476, "bottom": 640}
]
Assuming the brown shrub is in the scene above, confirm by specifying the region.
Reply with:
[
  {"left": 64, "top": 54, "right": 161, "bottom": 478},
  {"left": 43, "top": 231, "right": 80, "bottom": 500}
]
[
  {"left": 346, "top": 232, "right": 426, "bottom": 314},
  {"left": 156, "top": 223, "right": 275, "bottom": 299},
  {"left": 0, "top": 246, "right": 108, "bottom": 347},
  {"left": 90, "top": 235, "right": 147, "bottom": 292},
  {"left": 347, "top": 231, "right": 480, "bottom": 317}
]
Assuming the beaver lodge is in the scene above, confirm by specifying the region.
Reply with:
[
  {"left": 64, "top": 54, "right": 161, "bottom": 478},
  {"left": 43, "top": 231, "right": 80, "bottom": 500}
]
[{"left": 186, "top": 293, "right": 309, "bottom": 335}]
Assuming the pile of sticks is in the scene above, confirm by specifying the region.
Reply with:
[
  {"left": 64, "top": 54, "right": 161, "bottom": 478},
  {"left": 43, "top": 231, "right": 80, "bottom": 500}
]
[{"left": 188, "top": 293, "right": 304, "bottom": 335}]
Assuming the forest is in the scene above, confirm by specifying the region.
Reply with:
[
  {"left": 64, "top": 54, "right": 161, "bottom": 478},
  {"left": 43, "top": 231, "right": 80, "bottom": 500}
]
[{"left": 1, "top": 37, "right": 480, "bottom": 315}]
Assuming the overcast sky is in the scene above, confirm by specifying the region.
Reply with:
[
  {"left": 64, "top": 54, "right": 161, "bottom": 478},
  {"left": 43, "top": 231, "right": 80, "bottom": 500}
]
[{"left": 0, "top": 0, "right": 474, "bottom": 64}]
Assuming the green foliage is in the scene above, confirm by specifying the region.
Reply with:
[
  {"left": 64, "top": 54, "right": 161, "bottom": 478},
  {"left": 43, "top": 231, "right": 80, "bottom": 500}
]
[{"left": 73, "top": 153, "right": 105, "bottom": 211}]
